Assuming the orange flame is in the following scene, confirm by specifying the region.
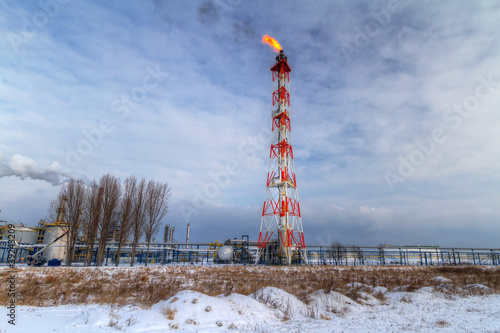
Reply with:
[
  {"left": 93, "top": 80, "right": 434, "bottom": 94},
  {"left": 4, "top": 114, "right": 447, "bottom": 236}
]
[{"left": 261, "top": 34, "right": 282, "bottom": 52}]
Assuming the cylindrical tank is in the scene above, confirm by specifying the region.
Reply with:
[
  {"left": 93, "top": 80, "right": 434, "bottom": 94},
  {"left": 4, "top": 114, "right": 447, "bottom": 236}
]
[
  {"left": 43, "top": 225, "right": 67, "bottom": 260},
  {"left": 6, "top": 227, "right": 38, "bottom": 244},
  {"left": 217, "top": 246, "right": 233, "bottom": 261}
]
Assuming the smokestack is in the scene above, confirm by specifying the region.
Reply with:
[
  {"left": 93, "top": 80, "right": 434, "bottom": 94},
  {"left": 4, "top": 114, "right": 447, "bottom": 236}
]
[
  {"left": 276, "top": 49, "right": 287, "bottom": 61},
  {"left": 186, "top": 223, "right": 191, "bottom": 247},
  {"left": 164, "top": 224, "right": 170, "bottom": 243},
  {"left": 169, "top": 226, "right": 175, "bottom": 243}
]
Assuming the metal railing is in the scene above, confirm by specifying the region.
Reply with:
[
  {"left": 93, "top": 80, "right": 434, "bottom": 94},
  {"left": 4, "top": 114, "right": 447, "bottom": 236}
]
[{"left": 1, "top": 241, "right": 498, "bottom": 266}]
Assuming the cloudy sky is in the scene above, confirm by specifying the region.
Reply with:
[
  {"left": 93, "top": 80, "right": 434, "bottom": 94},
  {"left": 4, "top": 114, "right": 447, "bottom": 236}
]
[{"left": 1, "top": 1, "right": 500, "bottom": 248}]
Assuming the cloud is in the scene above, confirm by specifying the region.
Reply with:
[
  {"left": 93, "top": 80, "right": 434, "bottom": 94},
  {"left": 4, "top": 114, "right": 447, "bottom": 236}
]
[{"left": 1, "top": 1, "right": 500, "bottom": 248}]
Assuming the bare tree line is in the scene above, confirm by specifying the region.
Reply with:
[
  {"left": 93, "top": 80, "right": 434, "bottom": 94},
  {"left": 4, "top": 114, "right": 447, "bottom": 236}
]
[
  {"left": 47, "top": 174, "right": 171, "bottom": 266},
  {"left": 327, "top": 242, "right": 363, "bottom": 265}
]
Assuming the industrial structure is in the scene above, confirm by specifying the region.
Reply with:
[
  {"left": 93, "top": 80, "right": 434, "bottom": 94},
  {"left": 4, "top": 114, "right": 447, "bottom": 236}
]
[
  {"left": 186, "top": 223, "right": 191, "bottom": 247},
  {"left": 169, "top": 226, "right": 175, "bottom": 243},
  {"left": 108, "top": 211, "right": 122, "bottom": 242},
  {"left": 3, "top": 229, "right": 499, "bottom": 267},
  {"left": 1, "top": 202, "right": 499, "bottom": 266},
  {"left": 164, "top": 224, "right": 170, "bottom": 243},
  {"left": 256, "top": 41, "right": 306, "bottom": 265},
  {"left": 33, "top": 196, "right": 69, "bottom": 262},
  {"left": 0, "top": 196, "right": 70, "bottom": 265},
  {"left": 2, "top": 38, "right": 499, "bottom": 269}
]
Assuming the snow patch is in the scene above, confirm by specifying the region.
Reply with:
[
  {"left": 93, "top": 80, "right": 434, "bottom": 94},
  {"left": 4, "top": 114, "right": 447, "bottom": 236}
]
[
  {"left": 431, "top": 276, "right": 452, "bottom": 283},
  {"left": 250, "top": 287, "right": 306, "bottom": 320},
  {"left": 466, "top": 284, "right": 490, "bottom": 291},
  {"left": 152, "top": 290, "right": 278, "bottom": 330},
  {"left": 306, "top": 289, "right": 361, "bottom": 318},
  {"left": 10, "top": 287, "right": 500, "bottom": 332}
]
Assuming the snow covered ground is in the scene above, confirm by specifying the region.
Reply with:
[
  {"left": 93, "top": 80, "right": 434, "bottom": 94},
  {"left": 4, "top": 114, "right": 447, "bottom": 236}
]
[{"left": 4, "top": 284, "right": 500, "bottom": 332}]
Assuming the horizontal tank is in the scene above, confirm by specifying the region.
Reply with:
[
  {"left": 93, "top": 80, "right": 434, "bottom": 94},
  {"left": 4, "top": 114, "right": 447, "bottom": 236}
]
[{"left": 217, "top": 246, "right": 233, "bottom": 261}]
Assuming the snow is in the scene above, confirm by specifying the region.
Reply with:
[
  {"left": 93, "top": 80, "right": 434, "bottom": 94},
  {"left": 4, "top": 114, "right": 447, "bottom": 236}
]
[
  {"left": 306, "top": 289, "right": 362, "bottom": 318},
  {"left": 466, "top": 283, "right": 491, "bottom": 291},
  {"left": 431, "top": 276, "right": 453, "bottom": 283},
  {"left": 251, "top": 287, "right": 306, "bottom": 320},
  {"left": 4, "top": 286, "right": 500, "bottom": 332}
]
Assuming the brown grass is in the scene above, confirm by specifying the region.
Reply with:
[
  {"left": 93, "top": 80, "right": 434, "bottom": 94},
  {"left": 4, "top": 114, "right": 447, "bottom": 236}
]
[
  {"left": 160, "top": 304, "right": 177, "bottom": 320},
  {"left": 0, "top": 265, "right": 498, "bottom": 308},
  {"left": 436, "top": 319, "right": 450, "bottom": 328}
]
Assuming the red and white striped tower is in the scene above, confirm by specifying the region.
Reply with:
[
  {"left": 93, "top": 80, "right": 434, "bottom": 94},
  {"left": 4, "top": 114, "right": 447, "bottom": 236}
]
[{"left": 256, "top": 48, "right": 307, "bottom": 265}]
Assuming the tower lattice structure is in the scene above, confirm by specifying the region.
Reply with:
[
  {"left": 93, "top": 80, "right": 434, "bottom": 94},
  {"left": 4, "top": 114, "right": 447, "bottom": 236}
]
[{"left": 256, "top": 50, "right": 307, "bottom": 265}]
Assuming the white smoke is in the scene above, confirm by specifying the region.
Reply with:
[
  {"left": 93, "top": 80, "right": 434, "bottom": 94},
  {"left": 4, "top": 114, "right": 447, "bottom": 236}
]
[{"left": 0, "top": 153, "right": 88, "bottom": 186}]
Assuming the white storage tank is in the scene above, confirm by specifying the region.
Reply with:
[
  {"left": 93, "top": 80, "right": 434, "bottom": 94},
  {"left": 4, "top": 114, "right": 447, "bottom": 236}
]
[
  {"left": 217, "top": 246, "right": 233, "bottom": 261},
  {"left": 43, "top": 225, "right": 67, "bottom": 260},
  {"left": 1, "top": 227, "right": 38, "bottom": 244}
]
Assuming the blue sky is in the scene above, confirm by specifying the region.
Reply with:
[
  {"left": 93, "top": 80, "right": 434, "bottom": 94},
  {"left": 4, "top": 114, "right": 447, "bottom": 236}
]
[{"left": 1, "top": 0, "right": 500, "bottom": 247}]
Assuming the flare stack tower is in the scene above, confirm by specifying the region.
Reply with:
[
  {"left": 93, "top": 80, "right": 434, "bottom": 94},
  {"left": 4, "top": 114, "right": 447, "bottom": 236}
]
[{"left": 256, "top": 49, "right": 307, "bottom": 265}]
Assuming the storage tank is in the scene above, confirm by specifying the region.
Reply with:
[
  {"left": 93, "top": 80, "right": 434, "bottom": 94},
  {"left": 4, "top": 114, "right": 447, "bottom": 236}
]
[
  {"left": 1, "top": 227, "right": 38, "bottom": 244},
  {"left": 43, "top": 225, "right": 67, "bottom": 260},
  {"left": 217, "top": 246, "right": 233, "bottom": 261}
]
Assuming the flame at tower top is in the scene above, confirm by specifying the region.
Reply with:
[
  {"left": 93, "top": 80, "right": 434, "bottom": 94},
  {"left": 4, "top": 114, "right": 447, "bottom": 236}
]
[
  {"left": 256, "top": 40, "right": 307, "bottom": 265},
  {"left": 262, "top": 34, "right": 282, "bottom": 52}
]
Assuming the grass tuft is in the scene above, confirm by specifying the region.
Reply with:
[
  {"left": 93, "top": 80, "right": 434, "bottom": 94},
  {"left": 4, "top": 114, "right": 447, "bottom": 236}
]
[{"left": 161, "top": 305, "right": 177, "bottom": 320}]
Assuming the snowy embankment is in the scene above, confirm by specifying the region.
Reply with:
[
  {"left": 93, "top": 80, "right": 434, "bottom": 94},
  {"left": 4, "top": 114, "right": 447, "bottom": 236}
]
[{"left": 9, "top": 281, "right": 500, "bottom": 332}]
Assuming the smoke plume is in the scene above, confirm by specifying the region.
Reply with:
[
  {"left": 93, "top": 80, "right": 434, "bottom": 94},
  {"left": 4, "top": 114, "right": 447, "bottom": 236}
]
[{"left": 0, "top": 153, "right": 85, "bottom": 186}]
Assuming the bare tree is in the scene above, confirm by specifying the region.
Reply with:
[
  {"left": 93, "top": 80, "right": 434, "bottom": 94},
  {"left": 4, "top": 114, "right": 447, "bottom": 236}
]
[
  {"left": 328, "top": 242, "right": 346, "bottom": 265},
  {"left": 130, "top": 178, "right": 146, "bottom": 266},
  {"left": 82, "top": 182, "right": 103, "bottom": 266},
  {"left": 348, "top": 244, "right": 363, "bottom": 265},
  {"left": 60, "top": 179, "right": 86, "bottom": 266},
  {"left": 143, "top": 180, "right": 171, "bottom": 266},
  {"left": 95, "top": 174, "right": 121, "bottom": 266},
  {"left": 114, "top": 175, "right": 137, "bottom": 266},
  {"left": 45, "top": 198, "right": 62, "bottom": 222}
]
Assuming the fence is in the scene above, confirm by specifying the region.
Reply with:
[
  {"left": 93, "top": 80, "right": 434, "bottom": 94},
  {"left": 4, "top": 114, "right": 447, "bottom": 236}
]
[{"left": 1, "top": 241, "right": 499, "bottom": 266}]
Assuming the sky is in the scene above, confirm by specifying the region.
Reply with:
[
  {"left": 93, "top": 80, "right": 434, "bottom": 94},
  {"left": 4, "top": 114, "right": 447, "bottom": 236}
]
[{"left": 1, "top": 0, "right": 500, "bottom": 248}]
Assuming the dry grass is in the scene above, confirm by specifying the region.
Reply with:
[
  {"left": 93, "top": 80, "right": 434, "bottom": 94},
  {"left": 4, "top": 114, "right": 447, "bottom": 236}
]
[
  {"left": 373, "top": 290, "right": 387, "bottom": 303},
  {"left": 160, "top": 304, "right": 177, "bottom": 320},
  {"left": 0, "top": 265, "right": 498, "bottom": 308},
  {"left": 436, "top": 319, "right": 450, "bottom": 328}
]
